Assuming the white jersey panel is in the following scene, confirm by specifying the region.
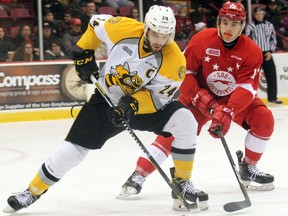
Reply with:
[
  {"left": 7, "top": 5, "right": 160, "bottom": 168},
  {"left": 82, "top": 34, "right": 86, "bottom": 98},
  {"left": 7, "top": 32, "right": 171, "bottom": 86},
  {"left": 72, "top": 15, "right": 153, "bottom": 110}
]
[
  {"left": 98, "top": 37, "right": 163, "bottom": 106},
  {"left": 90, "top": 14, "right": 114, "bottom": 52}
]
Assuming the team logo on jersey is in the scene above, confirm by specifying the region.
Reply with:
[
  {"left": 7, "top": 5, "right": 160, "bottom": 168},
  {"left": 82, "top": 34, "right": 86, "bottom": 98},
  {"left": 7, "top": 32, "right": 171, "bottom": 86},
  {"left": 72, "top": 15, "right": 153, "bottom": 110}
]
[
  {"left": 207, "top": 71, "right": 236, "bottom": 96},
  {"left": 206, "top": 48, "right": 220, "bottom": 57},
  {"left": 107, "top": 17, "right": 121, "bottom": 24},
  {"left": 178, "top": 66, "right": 186, "bottom": 79},
  {"left": 105, "top": 62, "right": 143, "bottom": 94}
]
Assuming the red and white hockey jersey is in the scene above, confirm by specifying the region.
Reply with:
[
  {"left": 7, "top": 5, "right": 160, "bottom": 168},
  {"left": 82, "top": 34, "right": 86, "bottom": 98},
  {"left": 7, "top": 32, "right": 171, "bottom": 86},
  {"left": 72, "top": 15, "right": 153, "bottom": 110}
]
[{"left": 181, "top": 28, "right": 263, "bottom": 115}]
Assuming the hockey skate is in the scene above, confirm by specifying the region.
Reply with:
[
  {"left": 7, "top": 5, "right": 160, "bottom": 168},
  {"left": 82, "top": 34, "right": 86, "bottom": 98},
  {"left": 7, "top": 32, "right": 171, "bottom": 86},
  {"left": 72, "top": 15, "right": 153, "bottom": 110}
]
[
  {"left": 170, "top": 167, "right": 209, "bottom": 211},
  {"left": 3, "top": 188, "right": 41, "bottom": 213},
  {"left": 237, "top": 150, "right": 275, "bottom": 191},
  {"left": 117, "top": 171, "right": 145, "bottom": 199}
]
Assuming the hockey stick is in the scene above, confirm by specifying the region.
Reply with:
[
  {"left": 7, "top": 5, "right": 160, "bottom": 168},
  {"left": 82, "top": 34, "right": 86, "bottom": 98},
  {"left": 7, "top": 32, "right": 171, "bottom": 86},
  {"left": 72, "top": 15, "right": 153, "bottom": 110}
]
[
  {"left": 90, "top": 75, "right": 196, "bottom": 211},
  {"left": 216, "top": 128, "right": 251, "bottom": 212}
]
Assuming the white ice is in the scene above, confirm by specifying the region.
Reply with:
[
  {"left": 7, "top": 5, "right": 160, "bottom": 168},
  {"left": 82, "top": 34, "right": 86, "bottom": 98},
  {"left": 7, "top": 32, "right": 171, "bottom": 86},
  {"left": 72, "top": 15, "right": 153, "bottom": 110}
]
[{"left": 0, "top": 106, "right": 287, "bottom": 216}]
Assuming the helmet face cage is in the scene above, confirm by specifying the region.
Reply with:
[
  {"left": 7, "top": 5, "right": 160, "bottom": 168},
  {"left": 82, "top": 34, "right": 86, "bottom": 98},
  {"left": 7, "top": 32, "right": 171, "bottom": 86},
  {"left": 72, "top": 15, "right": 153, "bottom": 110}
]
[{"left": 144, "top": 5, "right": 176, "bottom": 41}]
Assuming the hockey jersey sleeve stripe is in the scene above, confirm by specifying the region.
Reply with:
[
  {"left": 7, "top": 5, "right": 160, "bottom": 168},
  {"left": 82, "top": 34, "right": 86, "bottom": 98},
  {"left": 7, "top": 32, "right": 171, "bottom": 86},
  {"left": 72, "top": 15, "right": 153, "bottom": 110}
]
[
  {"left": 234, "top": 83, "right": 257, "bottom": 97},
  {"left": 185, "top": 69, "right": 197, "bottom": 75}
]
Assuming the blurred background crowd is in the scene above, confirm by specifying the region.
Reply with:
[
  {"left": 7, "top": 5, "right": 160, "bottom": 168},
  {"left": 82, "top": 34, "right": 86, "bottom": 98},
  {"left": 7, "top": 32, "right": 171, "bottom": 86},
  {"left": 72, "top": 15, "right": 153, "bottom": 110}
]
[{"left": 0, "top": 0, "right": 288, "bottom": 63}]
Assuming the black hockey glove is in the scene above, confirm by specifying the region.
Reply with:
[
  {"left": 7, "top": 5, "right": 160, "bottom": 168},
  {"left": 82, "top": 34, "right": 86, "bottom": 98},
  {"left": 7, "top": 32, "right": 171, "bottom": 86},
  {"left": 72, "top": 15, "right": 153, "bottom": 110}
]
[
  {"left": 108, "top": 95, "right": 139, "bottom": 127},
  {"left": 72, "top": 49, "right": 99, "bottom": 84}
]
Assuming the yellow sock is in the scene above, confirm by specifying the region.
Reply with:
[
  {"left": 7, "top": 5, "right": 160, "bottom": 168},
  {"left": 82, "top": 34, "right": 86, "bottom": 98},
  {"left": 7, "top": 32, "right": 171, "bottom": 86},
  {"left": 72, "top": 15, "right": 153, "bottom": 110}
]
[
  {"left": 173, "top": 160, "right": 194, "bottom": 180},
  {"left": 29, "top": 173, "right": 50, "bottom": 196}
]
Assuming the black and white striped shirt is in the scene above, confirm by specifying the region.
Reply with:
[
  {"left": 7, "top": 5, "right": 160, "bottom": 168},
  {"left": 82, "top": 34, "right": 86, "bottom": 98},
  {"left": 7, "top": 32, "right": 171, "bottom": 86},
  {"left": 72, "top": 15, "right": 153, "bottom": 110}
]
[{"left": 245, "top": 20, "right": 277, "bottom": 52}]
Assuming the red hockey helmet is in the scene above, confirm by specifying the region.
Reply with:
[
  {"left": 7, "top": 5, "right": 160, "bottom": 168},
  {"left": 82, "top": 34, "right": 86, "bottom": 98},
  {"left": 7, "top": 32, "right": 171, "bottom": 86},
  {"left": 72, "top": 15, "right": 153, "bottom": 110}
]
[{"left": 219, "top": 1, "right": 246, "bottom": 21}]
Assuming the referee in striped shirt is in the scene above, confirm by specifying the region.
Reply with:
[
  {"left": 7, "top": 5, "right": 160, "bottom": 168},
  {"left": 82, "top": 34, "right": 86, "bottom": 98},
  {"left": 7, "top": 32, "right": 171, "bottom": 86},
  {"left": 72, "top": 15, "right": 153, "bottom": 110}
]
[{"left": 245, "top": 7, "right": 283, "bottom": 105}]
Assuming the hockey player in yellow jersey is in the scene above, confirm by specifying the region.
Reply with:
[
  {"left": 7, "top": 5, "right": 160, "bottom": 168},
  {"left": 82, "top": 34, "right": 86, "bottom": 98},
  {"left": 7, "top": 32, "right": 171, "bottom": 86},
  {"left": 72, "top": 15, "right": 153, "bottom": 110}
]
[{"left": 3, "top": 5, "right": 208, "bottom": 213}]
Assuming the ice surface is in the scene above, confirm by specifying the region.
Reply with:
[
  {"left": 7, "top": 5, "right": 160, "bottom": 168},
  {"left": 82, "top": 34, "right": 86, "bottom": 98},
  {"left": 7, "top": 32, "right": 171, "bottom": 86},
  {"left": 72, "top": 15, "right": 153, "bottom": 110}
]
[{"left": 1, "top": 106, "right": 287, "bottom": 216}]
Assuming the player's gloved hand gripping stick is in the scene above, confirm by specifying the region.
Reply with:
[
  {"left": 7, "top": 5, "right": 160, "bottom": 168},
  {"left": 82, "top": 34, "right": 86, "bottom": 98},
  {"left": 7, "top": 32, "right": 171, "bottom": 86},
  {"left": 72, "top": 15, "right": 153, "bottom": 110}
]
[
  {"left": 107, "top": 95, "right": 139, "bottom": 128},
  {"left": 72, "top": 49, "right": 99, "bottom": 84},
  {"left": 90, "top": 75, "right": 197, "bottom": 211}
]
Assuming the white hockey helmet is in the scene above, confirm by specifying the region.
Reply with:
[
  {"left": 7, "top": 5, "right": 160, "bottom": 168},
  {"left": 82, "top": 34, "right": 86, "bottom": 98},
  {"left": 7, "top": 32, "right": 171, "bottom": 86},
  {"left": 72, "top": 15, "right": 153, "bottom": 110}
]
[{"left": 144, "top": 5, "right": 176, "bottom": 40}]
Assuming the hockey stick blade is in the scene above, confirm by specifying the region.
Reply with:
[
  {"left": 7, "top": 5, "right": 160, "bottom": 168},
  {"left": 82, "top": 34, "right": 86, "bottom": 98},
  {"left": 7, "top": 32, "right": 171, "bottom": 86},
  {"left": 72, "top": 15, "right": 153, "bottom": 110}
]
[
  {"left": 216, "top": 127, "right": 252, "bottom": 212},
  {"left": 223, "top": 199, "right": 251, "bottom": 212}
]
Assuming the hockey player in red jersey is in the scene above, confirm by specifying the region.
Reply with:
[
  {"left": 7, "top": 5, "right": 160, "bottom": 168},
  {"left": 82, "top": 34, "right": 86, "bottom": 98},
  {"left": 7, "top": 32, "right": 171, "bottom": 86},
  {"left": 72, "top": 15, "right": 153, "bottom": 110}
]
[{"left": 118, "top": 1, "right": 275, "bottom": 210}]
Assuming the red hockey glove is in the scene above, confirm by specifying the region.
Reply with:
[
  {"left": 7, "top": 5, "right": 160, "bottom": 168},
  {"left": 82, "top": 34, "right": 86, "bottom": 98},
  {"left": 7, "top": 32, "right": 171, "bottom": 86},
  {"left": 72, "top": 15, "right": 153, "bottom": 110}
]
[
  {"left": 191, "top": 88, "right": 219, "bottom": 117},
  {"left": 107, "top": 95, "right": 139, "bottom": 127},
  {"left": 208, "top": 105, "right": 235, "bottom": 138}
]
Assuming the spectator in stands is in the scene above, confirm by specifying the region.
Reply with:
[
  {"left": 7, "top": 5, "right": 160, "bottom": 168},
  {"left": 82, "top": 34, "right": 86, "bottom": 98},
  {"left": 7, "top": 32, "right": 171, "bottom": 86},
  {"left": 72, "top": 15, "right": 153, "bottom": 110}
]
[
  {"left": 266, "top": 0, "right": 288, "bottom": 10},
  {"left": 12, "top": 24, "right": 37, "bottom": 51},
  {"left": 44, "top": 9, "right": 55, "bottom": 23},
  {"left": 43, "top": 10, "right": 60, "bottom": 37},
  {"left": 41, "top": 21, "right": 58, "bottom": 52},
  {"left": 175, "top": 6, "right": 194, "bottom": 42},
  {"left": 251, "top": 0, "right": 266, "bottom": 3},
  {"left": 0, "top": 1, "right": 12, "bottom": 12},
  {"left": 280, "top": 16, "right": 288, "bottom": 50},
  {"left": 43, "top": 0, "right": 67, "bottom": 20},
  {"left": 190, "top": 0, "right": 215, "bottom": 28},
  {"left": 80, "top": 1, "right": 97, "bottom": 32},
  {"left": 194, "top": 21, "right": 207, "bottom": 32},
  {"left": 282, "top": 16, "right": 288, "bottom": 29},
  {"left": 143, "top": 0, "right": 166, "bottom": 16},
  {"left": 188, "top": 21, "right": 207, "bottom": 39},
  {"left": 0, "top": 0, "right": 23, "bottom": 14},
  {"left": 12, "top": 41, "right": 39, "bottom": 62},
  {"left": 61, "top": 18, "right": 83, "bottom": 57},
  {"left": 57, "top": 10, "right": 73, "bottom": 37},
  {"left": 265, "top": 0, "right": 285, "bottom": 49},
  {"left": 105, "top": 0, "right": 134, "bottom": 10},
  {"left": 189, "top": 5, "right": 204, "bottom": 25},
  {"left": 279, "top": 0, "right": 288, "bottom": 9},
  {"left": 92, "top": 0, "right": 109, "bottom": 9},
  {"left": 44, "top": 39, "right": 68, "bottom": 60},
  {"left": 0, "top": 26, "right": 13, "bottom": 62},
  {"left": 43, "top": 0, "right": 82, "bottom": 21},
  {"left": 246, "top": 7, "right": 283, "bottom": 105},
  {"left": 265, "top": 0, "right": 283, "bottom": 30},
  {"left": 129, "top": 6, "right": 139, "bottom": 21}
]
